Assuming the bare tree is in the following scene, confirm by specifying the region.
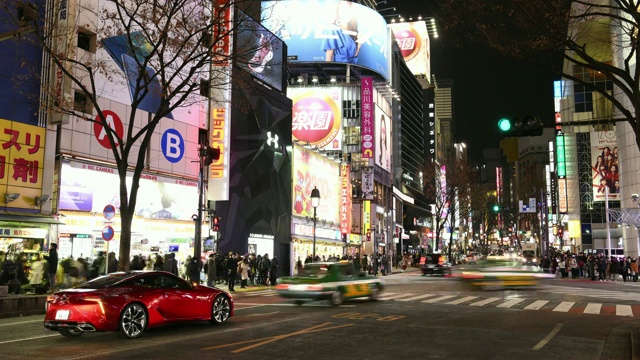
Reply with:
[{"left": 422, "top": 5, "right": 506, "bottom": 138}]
[
  {"left": 423, "top": 159, "right": 478, "bottom": 259},
  {"left": 3, "top": 0, "right": 276, "bottom": 270},
  {"left": 438, "top": 0, "right": 640, "bottom": 149}
]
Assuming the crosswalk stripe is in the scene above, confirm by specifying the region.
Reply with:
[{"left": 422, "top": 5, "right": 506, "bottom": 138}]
[
  {"left": 421, "top": 295, "right": 457, "bottom": 303},
  {"left": 395, "top": 294, "right": 438, "bottom": 302},
  {"left": 583, "top": 303, "right": 602, "bottom": 314},
  {"left": 470, "top": 297, "right": 501, "bottom": 307},
  {"left": 381, "top": 293, "right": 415, "bottom": 301},
  {"left": 524, "top": 300, "right": 549, "bottom": 310},
  {"left": 617, "top": 305, "right": 634, "bottom": 317},
  {"left": 244, "top": 290, "right": 276, "bottom": 296},
  {"left": 553, "top": 301, "right": 575, "bottom": 312},
  {"left": 445, "top": 296, "right": 479, "bottom": 305},
  {"left": 496, "top": 298, "right": 525, "bottom": 308}
]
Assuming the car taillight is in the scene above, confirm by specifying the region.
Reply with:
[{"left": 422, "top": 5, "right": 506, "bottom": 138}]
[
  {"left": 275, "top": 284, "right": 289, "bottom": 290},
  {"left": 83, "top": 295, "right": 106, "bottom": 315}
]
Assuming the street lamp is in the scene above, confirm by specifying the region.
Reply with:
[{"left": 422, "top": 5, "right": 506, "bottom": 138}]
[{"left": 311, "top": 186, "right": 321, "bottom": 262}]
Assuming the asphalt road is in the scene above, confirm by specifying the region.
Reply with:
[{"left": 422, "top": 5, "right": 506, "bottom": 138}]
[{"left": 1, "top": 268, "right": 639, "bottom": 360}]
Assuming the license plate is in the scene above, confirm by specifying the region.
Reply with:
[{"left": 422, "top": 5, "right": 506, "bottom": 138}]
[{"left": 55, "top": 310, "right": 70, "bottom": 320}]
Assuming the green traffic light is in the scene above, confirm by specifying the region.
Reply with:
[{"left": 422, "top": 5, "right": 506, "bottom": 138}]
[
  {"left": 492, "top": 204, "right": 500, "bottom": 212},
  {"left": 498, "top": 118, "right": 512, "bottom": 132}
]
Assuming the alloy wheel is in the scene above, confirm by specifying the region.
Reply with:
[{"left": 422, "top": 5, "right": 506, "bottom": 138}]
[
  {"left": 119, "top": 303, "right": 147, "bottom": 339},
  {"left": 210, "top": 295, "right": 230, "bottom": 324}
]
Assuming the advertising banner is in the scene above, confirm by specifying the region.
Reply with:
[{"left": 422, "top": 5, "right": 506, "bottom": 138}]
[
  {"left": 261, "top": 0, "right": 390, "bottom": 80},
  {"left": 96, "top": 0, "right": 207, "bottom": 128},
  {"left": 0, "top": 119, "right": 46, "bottom": 209},
  {"left": 58, "top": 161, "right": 198, "bottom": 221},
  {"left": 374, "top": 105, "right": 391, "bottom": 172},
  {"left": 388, "top": 21, "right": 430, "bottom": 79},
  {"left": 292, "top": 143, "right": 340, "bottom": 223},
  {"left": 340, "top": 163, "right": 351, "bottom": 235},
  {"left": 591, "top": 131, "right": 619, "bottom": 201},
  {"left": 235, "top": 10, "right": 285, "bottom": 91},
  {"left": 288, "top": 87, "right": 342, "bottom": 150},
  {"left": 361, "top": 77, "right": 374, "bottom": 158},
  {"left": 362, "top": 166, "right": 374, "bottom": 200}
]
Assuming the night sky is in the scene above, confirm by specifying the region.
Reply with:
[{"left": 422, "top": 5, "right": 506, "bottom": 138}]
[{"left": 388, "top": 0, "right": 558, "bottom": 163}]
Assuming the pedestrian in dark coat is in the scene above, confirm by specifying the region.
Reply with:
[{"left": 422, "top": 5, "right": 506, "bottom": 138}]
[
  {"left": 226, "top": 253, "right": 238, "bottom": 292},
  {"left": 43, "top": 243, "right": 58, "bottom": 290}
]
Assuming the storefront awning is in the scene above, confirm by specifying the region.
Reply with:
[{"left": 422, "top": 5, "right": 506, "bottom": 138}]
[{"left": 0, "top": 213, "right": 65, "bottom": 225}]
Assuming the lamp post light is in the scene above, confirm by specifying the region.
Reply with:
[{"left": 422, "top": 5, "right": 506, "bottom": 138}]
[{"left": 311, "top": 186, "right": 321, "bottom": 262}]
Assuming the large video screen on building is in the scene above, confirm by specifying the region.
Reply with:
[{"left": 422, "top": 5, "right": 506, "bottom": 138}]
[
  {"left": 374, "top": 104, "right": 391, "bottom": 173},
  {"left": 388, "top": 21, "right": 430, "bottom": 80},
  {"left": 262, "top": 0, "right": 390, "bottom": 80},
  {"left": 235, "top": 10, "right": 286, "bottom": 92}
]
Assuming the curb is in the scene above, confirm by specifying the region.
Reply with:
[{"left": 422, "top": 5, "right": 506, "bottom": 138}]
[{"left": 631, "top": 328, "right": 640, "bottom": 360}]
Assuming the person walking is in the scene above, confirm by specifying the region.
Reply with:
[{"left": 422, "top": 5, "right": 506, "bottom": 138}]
[
  {"left": 206, "top": 253, "right": 217, "bottom": 287},
  {"left": 269, "top": 255, "right": 279, "bottom": 286},
  {"left": 227, "top": 253, "right": 238, "bottom": 292},
  {"left": 163, "top": 253, "right": 179, "bottom": 276},
  {"left": 43, "top": 243, "right": 58, "bottom": 291},
  {"left": 239, "top": 257, "right": 249, "bottom": 289}
]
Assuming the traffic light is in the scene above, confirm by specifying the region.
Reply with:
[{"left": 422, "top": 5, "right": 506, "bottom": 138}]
[
  {"left": 492, "top": 204, "right": 500, "bottom": 212},
  {"left": 497, "top": 115, "right": 543, "bottom": 137},
  {"left": 203, "top": 146, "right": 220, "bottom": 166},
  {"left": 211, "top": 216, "right": 220, "bottom": 231}
]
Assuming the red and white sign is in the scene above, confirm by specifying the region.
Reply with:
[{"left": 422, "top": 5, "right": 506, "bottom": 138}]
[
  {"left": 93, "top": 110, "right": 124, "bottom": 149},
  {"left": 289, "top": 87, "right": 343, "bottom": 150},
  {"left": 361, "top": 77, "right": 374, "bottom": 158},
  {"left": 340, "top": 163, "right": 351, "bottom": 235},
  {"left": 213, "top": 0, "right": 232, "bottom": 66}
]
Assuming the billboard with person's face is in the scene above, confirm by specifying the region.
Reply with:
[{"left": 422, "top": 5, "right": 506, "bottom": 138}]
[
  {"left": 591, "top": 131, "right": 619, "bottom": 201},
  {"left": 262, "top": 0, "right": 390, "bottom": 80},
  {"left": 375, "top": 105, "right": 391, "bottom": 173}
]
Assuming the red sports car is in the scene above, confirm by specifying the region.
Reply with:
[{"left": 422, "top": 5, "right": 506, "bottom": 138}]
[{"left": 44, "top": 271, "right": 233, "bottom": 339}]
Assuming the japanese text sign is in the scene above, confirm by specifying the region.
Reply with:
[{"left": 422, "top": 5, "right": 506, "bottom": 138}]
[
  {"left": 340, "top": 163, "right": 351, "bottom": 235},
  {"left": 361, "top": 77, "right": 374, "bottom": 158}
]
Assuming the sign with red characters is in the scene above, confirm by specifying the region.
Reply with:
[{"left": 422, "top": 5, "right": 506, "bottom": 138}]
[
  {"left": 340, "top": 163, "right": 351, "bottom": 235},
  {"left": 213, "top": 0, "right": 232, "bottom": 66},
  {"left": 289, "top": 87, "right": 343, "bottom": 151}
]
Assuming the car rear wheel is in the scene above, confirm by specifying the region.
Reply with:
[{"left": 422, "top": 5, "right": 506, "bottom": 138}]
[
  {"left": 330, "top": 291, "right": 343, "bottom": 306},
  {"left": 58, "top": 329, "right": 83, "bottom": 337},
  {"left": 118, "top": 303, "right": 147, "bottom": 339},
  {"left": 209, "top": 295, "right": 231, "bottom": 324}
]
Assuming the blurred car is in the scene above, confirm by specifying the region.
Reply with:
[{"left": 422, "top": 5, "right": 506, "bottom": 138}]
[
  {"left": 275, "top": 261, "right": 383, "bottom": 306},
  {"left": 44, "top": 271, "right": 233, "bottom": 339},
  {"left": 420, "top": 253, "right": 452, "bottom": 276},
  {"left": 459, "top": 256, "right": 551, "bottom": 289},
  {"left": 466, "top": 252, "right": 480, "bottom": 265}
]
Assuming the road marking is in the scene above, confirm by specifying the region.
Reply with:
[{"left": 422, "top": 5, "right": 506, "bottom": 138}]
[
  {"left": 617, "top": 304, "right": 634, "bottom": 317},
  {"left": 202, "top": 322, "right": 354, "bottom": 353},
  {"left": 469, "top": 297, "right": 501, "bottom": 307},
  {"left": 380, "top": 293, "right": 413, "bottom": 301},
  {"left": 0, "top": 334, "right": 58, "bottom": 345},
  {"left": 395, "top": 294, "right": 437, "bottom": 302},
  {"left": 532, "top": 323, "right": 563, "bottom": 351},
  {"left": 0, "top": 319, "right": 42, "bottom": 327},
  {"left": 496, "top": 298, "right": 526, "bottom": 308},
  {"left": 583, "top": 303, "right": 602, "bottom": 314},
  {"left": 421, "top": 295, "right": 457, "bottom": 303},
  {"left": 524, "top": 300, "right": 549, "bottom": 310},
  {"left": 446, "top": 296, "right": 479, "bottom": 305},
  {"left": 242, "top": 290, "right": 275, "bottom": 296},
  {"left": 553, "top": 301, "right": 575, "bottom": 312}
]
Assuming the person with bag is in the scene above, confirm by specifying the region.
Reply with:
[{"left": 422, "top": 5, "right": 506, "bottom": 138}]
[
  {"left": 238, "top": 256, "right": 249, "bottom": 289},
  {"left": 630, "top": 258, "right": 639, "bottom": 282}
]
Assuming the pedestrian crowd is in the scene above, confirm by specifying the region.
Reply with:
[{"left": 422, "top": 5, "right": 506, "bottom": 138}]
[{"left": 539, "top": 250, "right": 638, "bottom": 282}]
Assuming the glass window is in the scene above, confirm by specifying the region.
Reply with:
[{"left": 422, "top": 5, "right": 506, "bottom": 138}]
[
  {"left": 159, "top": 274, "right": 192, "bottom": 290},
  {"left": 125, "top": 275, "right": 161, "bottom": 288},
  {"left": 76, "top": 273, "right": 131, "bottom": 289}
]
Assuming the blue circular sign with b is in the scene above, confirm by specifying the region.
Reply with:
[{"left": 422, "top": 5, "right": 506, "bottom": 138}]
[{"left": 161, "top": 128, "right": 184, "bottom": 163}]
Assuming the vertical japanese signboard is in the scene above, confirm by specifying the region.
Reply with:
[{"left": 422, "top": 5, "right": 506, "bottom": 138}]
[
  {"left": 362, "top": 166, "right": 374, "bottom": 200},
  {"left": 49, "top": 0, "right": 76, "bottom": 125},
  {"left": 425, "top": 87, "right": 436, "bottom": 161},
  {"left": 361, "top": 77, "right": 374, "bottom": 158},
  {"left": 208, "top": 107, "right": 229, "bottom": 200},
  {"left": 0, "top": 119, "right": 46, "bottom": 208},
  {"left": 340, "top": 163, "right": 351, "bottom": 235}
]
